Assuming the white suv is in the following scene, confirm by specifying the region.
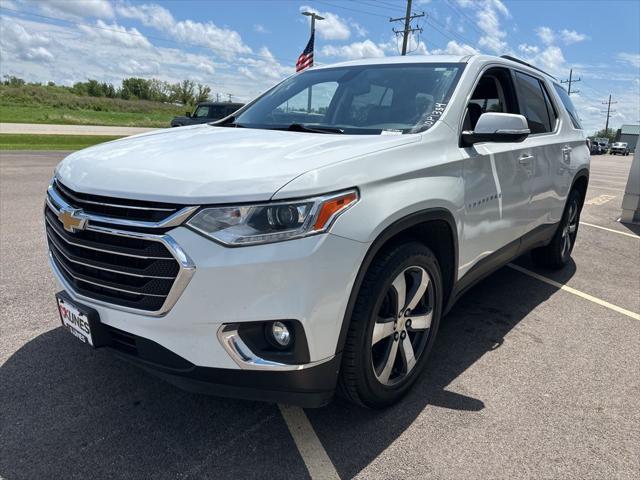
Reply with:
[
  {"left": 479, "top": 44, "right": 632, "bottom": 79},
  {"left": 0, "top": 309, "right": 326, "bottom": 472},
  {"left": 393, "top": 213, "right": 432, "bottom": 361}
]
[{"left": 46, "top": 55, "right": 589, "bottom": 408}]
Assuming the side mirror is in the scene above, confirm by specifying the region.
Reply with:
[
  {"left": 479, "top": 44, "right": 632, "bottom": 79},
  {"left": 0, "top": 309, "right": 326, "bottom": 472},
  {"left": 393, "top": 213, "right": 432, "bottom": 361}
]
[
  {"left": 186, "top": 112, "right": 191, "bottom": 118},
  {"left": 462, "top": 112, "right": 530, "bottom": 147}
]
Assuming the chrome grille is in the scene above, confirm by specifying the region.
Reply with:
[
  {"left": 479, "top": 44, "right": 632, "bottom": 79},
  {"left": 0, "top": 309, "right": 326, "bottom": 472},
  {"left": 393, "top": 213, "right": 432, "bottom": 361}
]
[
  {"left": 52, "top": 179, "right": 182, "bottom": 223},
  {"left": 45, "top": 179, "right": 196, "bottom": 315}
]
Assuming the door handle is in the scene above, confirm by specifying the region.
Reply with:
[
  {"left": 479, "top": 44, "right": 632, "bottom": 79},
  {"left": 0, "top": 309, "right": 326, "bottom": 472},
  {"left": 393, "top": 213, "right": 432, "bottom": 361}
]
[
  {"left": 562, "top": 146, "right": 573, "bottom": 152},
  {"left": 519, "top": 154, "right": 534, "bottom": 164}
]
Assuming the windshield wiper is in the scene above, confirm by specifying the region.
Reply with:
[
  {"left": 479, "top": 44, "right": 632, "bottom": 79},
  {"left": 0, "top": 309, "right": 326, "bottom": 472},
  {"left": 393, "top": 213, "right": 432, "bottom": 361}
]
[{"left": 286, "top": 123, "right": 344, "bottom": 134}]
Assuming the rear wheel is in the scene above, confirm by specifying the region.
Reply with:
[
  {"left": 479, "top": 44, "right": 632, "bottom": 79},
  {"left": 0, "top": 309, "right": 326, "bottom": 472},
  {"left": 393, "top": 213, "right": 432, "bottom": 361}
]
[
  {"left": 531, "top": 189, "right": 582, "bottom": 269},
  {"left": 339, "top": 242, "right": 442, "bottom": 408}
]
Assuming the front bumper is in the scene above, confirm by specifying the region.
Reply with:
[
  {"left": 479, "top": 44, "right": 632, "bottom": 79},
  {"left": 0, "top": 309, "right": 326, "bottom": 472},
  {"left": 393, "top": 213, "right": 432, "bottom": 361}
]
[{"left": 50, "top": 227, "right": 368, "bottom": 401}]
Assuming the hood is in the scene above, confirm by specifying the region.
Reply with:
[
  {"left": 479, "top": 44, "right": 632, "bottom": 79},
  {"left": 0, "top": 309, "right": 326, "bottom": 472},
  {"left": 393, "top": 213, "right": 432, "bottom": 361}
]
[{"left": 55, "top": 124, "right": 417, "bottom": 204}]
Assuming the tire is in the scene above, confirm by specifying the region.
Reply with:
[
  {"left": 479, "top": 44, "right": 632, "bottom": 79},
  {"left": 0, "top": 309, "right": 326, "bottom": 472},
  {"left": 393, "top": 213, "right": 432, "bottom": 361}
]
[
  {"left": 531, "top": 189, "right": 582, "bottom": 269},
  {"left": 338, "top": 241, "right": 443, "bottom": 408}
]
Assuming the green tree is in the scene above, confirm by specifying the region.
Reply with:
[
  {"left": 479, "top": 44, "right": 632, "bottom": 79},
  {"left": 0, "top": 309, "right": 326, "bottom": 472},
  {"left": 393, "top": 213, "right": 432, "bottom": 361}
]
[
  {"left": 172, "top": 80, "right": 195, "bottom": 105},
  {"left": 591, "top": 129, "right": 617, "bottom": 142},
  {"left": 2, "top": 75, "right": 25, "bottom": 86},
  {"left": 196, "top": 84, "right": 212, "bottom": 103}
]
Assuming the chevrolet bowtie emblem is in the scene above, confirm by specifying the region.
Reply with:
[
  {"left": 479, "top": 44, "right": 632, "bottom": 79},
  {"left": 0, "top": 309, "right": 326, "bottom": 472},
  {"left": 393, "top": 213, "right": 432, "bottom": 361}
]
[{"left": 57, "top": 208, "right": 88, "bottom": 233}]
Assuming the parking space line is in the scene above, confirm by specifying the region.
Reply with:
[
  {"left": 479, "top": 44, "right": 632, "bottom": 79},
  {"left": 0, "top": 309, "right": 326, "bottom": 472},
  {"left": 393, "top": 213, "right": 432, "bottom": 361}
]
[
  {"left": 584, "top": 194, "right": 616, "bottom": 205},
  {"left": 579, "top": 221, "right": 639, "bottom": 239},
  {"left": 507, "top": 264, "right": 640, "bottom": 321},
  {"left": 279, "top": 404, "right": 341, "bottom": 480}
]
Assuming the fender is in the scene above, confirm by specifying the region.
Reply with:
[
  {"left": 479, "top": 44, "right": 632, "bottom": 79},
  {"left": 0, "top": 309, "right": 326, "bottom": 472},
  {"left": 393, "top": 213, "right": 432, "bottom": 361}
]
[
  {"left": 571, "top": 168, "right": 590, "bottom": 207},
  {"left": 334, "top": 208, "right": 458, "bottom": 355}
]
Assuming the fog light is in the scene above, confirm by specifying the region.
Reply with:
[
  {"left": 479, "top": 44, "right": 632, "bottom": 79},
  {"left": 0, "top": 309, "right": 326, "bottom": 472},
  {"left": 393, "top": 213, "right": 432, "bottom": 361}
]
[{"left": 270, "top": 321, "right": 291, "bottom": 348}]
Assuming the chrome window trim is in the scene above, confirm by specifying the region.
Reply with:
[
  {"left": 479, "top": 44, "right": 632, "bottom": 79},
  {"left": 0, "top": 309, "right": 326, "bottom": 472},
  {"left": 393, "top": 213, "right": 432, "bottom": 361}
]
[
  {"left": 48, "top": 181, "right": 198, "bottom": 229},
  {"left": 46, "top": 190, "right": 196, "bottom": 317},
  {"left": 217, "top": 324, "right": 335, "bottom": 371}
]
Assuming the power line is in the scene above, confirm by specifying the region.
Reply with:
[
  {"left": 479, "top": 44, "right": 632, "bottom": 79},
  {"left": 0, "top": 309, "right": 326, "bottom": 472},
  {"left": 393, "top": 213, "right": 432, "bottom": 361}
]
[
  {"left": 311, "top": 0, "right": 389, "bottom": 18},
  {"left": 425, "top": 15, "right": 483, "bottom": 52},
  {"left": 561, "top": 68, "right": 581, "bottom": 95},
  {"left": 350, "top": 0, "right": 404, "bottom": 15},
  {"left": 443, "top": 0, "right": 484, "bottom": 37},
  {"left": 389, "top": 0, "right": 425, "bottom": 55}
]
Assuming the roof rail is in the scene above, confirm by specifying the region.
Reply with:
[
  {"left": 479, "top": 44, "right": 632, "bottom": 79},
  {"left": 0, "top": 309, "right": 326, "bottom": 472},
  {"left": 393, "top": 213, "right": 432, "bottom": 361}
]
[{"left": 500, "top": 55, "right": 557, "bottom": 80}]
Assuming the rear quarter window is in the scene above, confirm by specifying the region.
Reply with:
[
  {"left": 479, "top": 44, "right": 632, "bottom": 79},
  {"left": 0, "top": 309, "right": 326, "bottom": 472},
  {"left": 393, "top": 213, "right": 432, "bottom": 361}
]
[{"left": 553, "top": 84, "right": 583, "bottom": 129}]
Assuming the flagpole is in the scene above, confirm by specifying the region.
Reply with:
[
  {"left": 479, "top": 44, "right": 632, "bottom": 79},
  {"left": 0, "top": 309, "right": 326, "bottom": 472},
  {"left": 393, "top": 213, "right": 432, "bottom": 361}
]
[{"left": 301, "top": 11, "right": 324, "bottom": 113}]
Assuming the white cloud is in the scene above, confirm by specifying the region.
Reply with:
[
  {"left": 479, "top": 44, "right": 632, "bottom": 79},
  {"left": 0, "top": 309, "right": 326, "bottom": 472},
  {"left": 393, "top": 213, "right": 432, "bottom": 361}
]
[
  {"left": 299, "top": 6, "right": 351, "bottom": 41},
  {"left": 432, "top": 40, "right": 479, "bottom": 56},
  {"left": 78, "top": 20, "right": 152, "bottom": 49},
  {"left": 536, "top": 26, "right": 554, "bottom": 45},
  {"left": 253, "top": 24, "right": 270, "bottom": 34},
  {"left": 23, "top": 46, "right": 54, "bottom": 62},
  {"left": 468, "top": 0, "right": 510, "bottom": 54},
  {"left": 117, "top": 3, "right": 252, "bottom": 60},
  {"left": 0, "top": 16, "right": 288, "bottom": 102},
  {"left": 322, "top": 40, "right": 385, "bottom": 60},
  {"left": 617, "top": 52, "right": 640, "bottom": 68},
  {"left": 238, "top": 47, "right": 292, "bottom": 82},
  {"left": 353, "top": 23, "right": 367, "bottom": 38},
  {"left": 0, "top": 20, "right": 55, "bottom": 63},
  {"left": 518, "top": 43, "right": 539, "bottom": 54},
  {"left": 560, "top": 29, "right": 588, "bottom": 45},
  {"left": 115, "top": 3, "right": 174, "bottom": 30},
  {"left": 25, "top": 0, "right": 114, "bottom": 19}
]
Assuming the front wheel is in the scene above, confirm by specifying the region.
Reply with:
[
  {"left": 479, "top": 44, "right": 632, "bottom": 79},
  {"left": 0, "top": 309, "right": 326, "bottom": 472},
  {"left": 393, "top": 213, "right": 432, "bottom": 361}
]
[
  {"left": 531, "top": 189, "right": 582, "bottom": 269},
  {"left": 338, "top": 242, "right": 442, "bottom": 408}
]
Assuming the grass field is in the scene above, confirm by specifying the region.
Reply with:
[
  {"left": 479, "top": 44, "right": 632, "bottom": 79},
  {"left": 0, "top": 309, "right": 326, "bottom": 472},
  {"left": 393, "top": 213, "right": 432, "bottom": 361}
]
[
  {"left": 0, "top": 134, "right": 123, "bottom": 150},
  {"left": 0, "top": 105, "right": 178, "bottom": 128},
  {"left": 0, "top": 84, "right": 183, "bottom": 128}
]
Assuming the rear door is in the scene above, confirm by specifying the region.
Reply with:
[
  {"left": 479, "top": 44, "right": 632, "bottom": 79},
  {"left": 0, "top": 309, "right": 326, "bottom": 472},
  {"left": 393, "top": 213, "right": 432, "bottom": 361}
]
[{"left": 512, "top": 71, "right": 565, "bottom": 230}]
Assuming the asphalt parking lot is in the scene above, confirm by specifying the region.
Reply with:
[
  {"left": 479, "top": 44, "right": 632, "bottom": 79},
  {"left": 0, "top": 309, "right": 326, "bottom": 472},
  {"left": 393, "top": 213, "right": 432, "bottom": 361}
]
[{"left": 1, "top": 151, "right": 638, "bottom": 479}]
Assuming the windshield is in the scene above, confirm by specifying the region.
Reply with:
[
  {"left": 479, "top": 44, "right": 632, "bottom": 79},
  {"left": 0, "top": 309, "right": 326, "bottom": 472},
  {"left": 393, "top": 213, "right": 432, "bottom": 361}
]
[{"left": 232, "top": 63, "right": 464, "bottom": 134}]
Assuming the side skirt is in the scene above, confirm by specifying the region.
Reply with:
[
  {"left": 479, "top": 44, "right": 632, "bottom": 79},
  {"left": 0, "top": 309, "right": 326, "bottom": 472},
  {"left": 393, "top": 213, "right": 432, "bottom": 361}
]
[{"left": 445, "top": 222, "right": 559, "bottom": 313}]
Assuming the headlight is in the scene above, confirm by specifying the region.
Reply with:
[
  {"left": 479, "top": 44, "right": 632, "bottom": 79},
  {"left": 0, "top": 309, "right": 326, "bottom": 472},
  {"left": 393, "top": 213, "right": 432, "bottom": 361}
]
[{"left": 187, "top": 189, "right": 358, "bottom": 246}]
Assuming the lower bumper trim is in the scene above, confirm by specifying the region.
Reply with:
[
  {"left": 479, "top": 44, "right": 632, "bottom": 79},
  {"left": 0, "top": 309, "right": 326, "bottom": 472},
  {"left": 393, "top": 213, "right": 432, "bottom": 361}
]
[{"left": 112, "top": 348, "right": 341, "bottom": 408}]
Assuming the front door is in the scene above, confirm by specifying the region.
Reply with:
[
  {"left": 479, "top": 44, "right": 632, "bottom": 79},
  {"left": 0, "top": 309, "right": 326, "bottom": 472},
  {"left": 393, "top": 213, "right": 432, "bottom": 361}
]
[{"left": 458, "top": 68, "right": 532, "bottom": 278}]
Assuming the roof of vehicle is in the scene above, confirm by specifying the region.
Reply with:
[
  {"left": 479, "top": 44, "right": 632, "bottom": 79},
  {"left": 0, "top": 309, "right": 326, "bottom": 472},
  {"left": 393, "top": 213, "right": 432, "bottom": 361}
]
[
  {"left": 311, "top": 54, "right": 556, "bottom": 81},
  {"left": 197, "top": 101, "right": 244, "bottom": 106}
]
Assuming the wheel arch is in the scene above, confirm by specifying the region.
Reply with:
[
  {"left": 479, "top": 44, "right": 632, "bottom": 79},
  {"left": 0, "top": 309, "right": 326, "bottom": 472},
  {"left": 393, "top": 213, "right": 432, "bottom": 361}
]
[
  {"left": 571, "top": 168, "right": 590, "bottom": 208},
  {"left": 335, "top": 208, "right": 458, "bottom": 355}
]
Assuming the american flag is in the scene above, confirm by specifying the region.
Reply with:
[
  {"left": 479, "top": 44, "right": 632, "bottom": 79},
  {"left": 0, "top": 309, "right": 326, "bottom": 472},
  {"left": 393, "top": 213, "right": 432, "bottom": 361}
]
[{"left": 296, "top": 33, "right": 314, "bottom": 72}]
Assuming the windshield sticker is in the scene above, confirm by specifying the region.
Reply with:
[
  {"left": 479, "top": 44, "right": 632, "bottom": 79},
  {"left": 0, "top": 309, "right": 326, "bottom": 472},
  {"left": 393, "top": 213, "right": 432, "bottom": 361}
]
[{"left": 422, "top": 102, "right": 447, "bottom": 130}]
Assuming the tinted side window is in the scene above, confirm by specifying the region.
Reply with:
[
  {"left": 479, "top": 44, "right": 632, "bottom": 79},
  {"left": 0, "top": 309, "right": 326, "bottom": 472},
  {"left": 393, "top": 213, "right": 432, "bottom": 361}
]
[
  {"left": 553, "top": 84, "right": 583, "bottom": 129},
  {"left": 514, "top": 71, "right": 552, "bottom": 134},
  {"left": 210, "top": 106, "right": 226, "bottom": 118},
  {"left": 193, "top": 105, "right": 210, "bottom": 118}
]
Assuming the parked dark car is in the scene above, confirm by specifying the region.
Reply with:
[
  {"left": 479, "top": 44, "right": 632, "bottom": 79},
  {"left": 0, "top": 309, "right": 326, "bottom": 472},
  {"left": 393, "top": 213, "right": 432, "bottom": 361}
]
[
  {"left": 589, "top": 140, "right": 603, "bottom": 155},
  {"left": 171, "top": 102, "right": 244, "bottom": 127}
]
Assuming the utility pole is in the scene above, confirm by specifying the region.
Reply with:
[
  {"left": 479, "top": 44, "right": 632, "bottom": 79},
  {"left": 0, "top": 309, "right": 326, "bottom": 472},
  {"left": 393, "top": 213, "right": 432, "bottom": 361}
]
[
  {"left": 301, "top": 11, "right": 324, "bottom": 111},
  {"left": 227, "top": 93, "right": 233, "bottom": 103},
  {"left": 561, "top": 68, "right": 581, "bottom": 95},
  {"left": 390, "top": 0, "right": 425, "bottom": 55},
  {"left": 602, "top": 95, "right": 617, "bottom": 134}
]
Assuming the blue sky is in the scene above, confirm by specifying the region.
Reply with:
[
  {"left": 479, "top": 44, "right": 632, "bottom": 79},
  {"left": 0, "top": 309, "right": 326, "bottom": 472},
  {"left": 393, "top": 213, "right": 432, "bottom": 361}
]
[{"left": 1, "top": 0, "right": 639, "bottom": 132}]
